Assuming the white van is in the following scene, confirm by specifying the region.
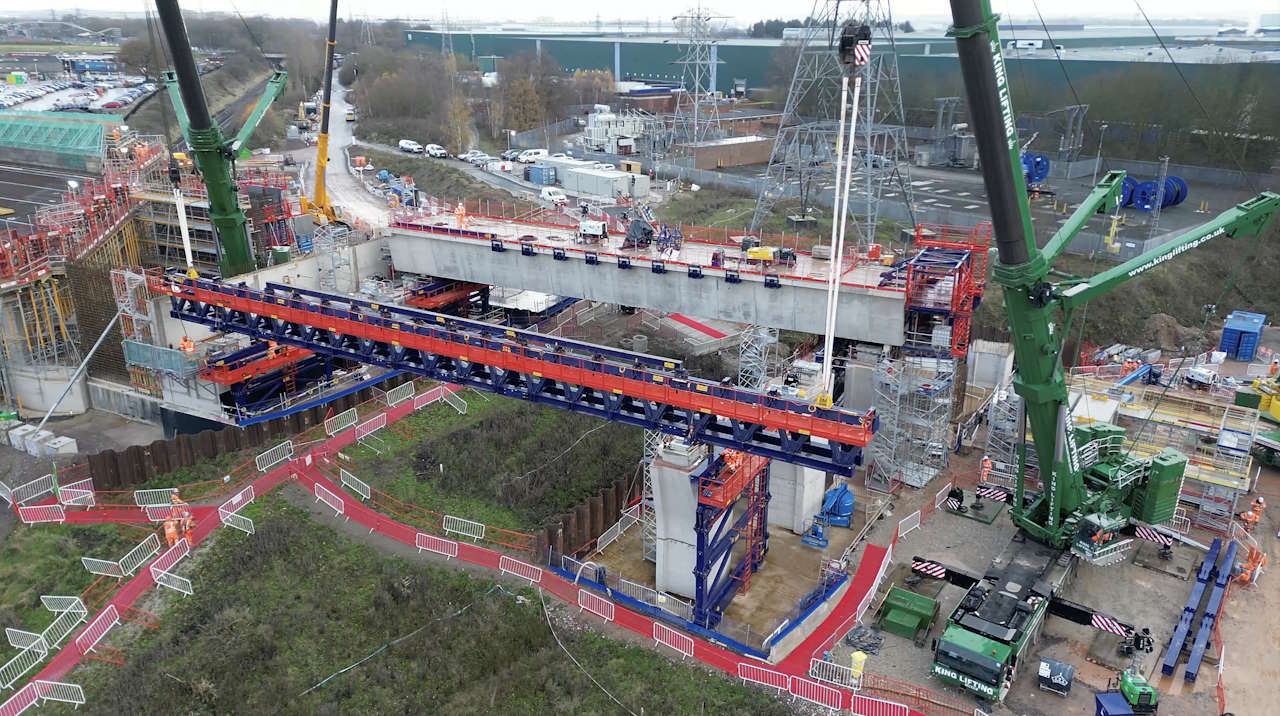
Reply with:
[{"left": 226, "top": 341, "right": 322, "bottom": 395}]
[
  {"left": 398, "top": 139, "right": 424, "bottom": 154},
  {"left": 517, "top": 148, "right": 548, "bottom": 163},
  {"left": 539, "top": 187, "right": 568, "bottom": 206},
  {"left": 424, "top": 143, "right": 448, "bottom": 158}
]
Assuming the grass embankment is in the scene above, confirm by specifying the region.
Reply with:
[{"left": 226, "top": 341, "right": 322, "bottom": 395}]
[
  {"left": 354, "top": 148, "right": 522, "bottom": 205},
  {"left": 0, "top": 524, "right": 136, "bottom": 630},
  {"left": 127, "top": 68, "right": 272, "bottom": 143},
  {"left": 345, "top": 395, "right": 641, "bottom": 532},
  {"left": 74, "top": 498, "right": 789, "bottom": 715}
]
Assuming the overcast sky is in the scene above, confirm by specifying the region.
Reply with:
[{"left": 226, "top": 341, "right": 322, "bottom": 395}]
[{"left": 21, "top": 1, "right": 1269, "bottom": 26}]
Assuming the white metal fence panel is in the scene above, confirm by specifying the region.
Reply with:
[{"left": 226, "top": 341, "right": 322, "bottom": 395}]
[
  {"left": 441, "top": 389, "right": 467, "bottom": 414},
  {"left": 415, "top": 532, "right": 458, "bottom": 559},
  {"left": 498, "top": 555, "right": 542, "bottom": 584},
  {"left": 789, "top": 675, "right": 842, "bottom": 710},
  {"left": 18, "top": 504, "right": 66, "bottom": 524},
  {"left": 58, "top": 478, "right": 95, "bottom": 507},
  {"left": 339, "top": 468, "right": 371, "bottom": 501},
  {"left": 849, "top": 693, "right": 910, "bottom": 716},
  {"left": 4, "top": 629, "right": 43, "bottom": 651},
  {"left": 39, "top": 605, "right": 86, "bottom": 650},
  {"left": 577, "top": 589, "right": 615, "bottom": 622},
  {"left": 384, "top": 381, "right": 415, "bottom": 407},
  {"left": 314, "top": 483, "right": 345, "bottom": 518},
  {"left": 39, "top": 595, "right": 84, "bottom": 614},
  {"left": 132, "top": 487, "right": 177, "bottom": 507},
  {"left": 0, "top": 682, "right": 38, "bottom": 716},
  {"left": 897, "top": 510, "right": 921, "bottom": 540},
  {"left": 354, "top": 412, "right": 387, "bottom": 440},
  {"left": 219, "top": 485, "right": 255, "bottom": 515},
  {"left": 0, "top": 643, "right": 45, "bottom": 689},
  {"left": 153, "top": 571, "right": 194, "bottom": 595},
  {"left": 737, "top": 662, "right": 789, "bottom": 692},
  {"left": 119, "top": 533, "right": 161, "bottom": 577},
  {"left": 413, "top": 386, "right": 443, "bottom": 410},
  {"left": 809, "top": 657, "right": 859, "bottom": 689},
  {"left": 10, "top": 474, "right": 55, "bottom": 506},
  {"left": 74, "top": 604, "right": 121, "bottom": 655},
  {"left": 220, "top": 511, "right": 255, "bottom": 534},
  {"left": 0, "top": 480, "right": 10, "bottom": 507},
  {"left": 653, "top": 622, "right": 694, "bottom": 659},
  {"left": 150, "top": 539, "right": 189, "bottom": 575},
  {"left": 34, "top": 681, "right": 85, "bottom": 707},
  {"left": 935, "top": 482, "right": 952, "bottom": 508},
  {"left": 255, "top": 439, "right": 295, "bottom": 472},
  {"left": 594, "top": 519, "right": 624, "bottom": 555},
  {"left": 324, "top": 407, "right": 359, "bottom": 436},
  {"left": 143, "top": 505, "right": 174, "bottom": 522},
  {"left": 443, "top": 514, "right": 485, "bottom": 541},
  {"left": 79, "top": 556, "right": 123, "bottom": 580}
]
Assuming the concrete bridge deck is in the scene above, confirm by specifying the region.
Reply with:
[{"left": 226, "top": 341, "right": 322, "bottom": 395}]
[{"left": 386, "top": 213, "right": 908, "bottom": 345}]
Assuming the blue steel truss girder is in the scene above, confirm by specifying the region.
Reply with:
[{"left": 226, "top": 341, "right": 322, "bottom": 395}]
[
  {"left": 169, "top": 293, "right": 865, "bottom": 474},
  {"left": 693, "top": 490, "right": 755, "bottom": 628}
]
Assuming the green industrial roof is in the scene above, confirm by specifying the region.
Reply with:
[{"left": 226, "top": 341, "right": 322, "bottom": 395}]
[{"left": 0, "top": 110, "right": 118, "bottom": 158}]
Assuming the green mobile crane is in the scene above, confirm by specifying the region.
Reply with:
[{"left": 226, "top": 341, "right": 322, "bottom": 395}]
[
  {"left": 155, "top": 0, "right": 287, "bottom": 278},
  {"left": 921, "top": 0, "right": 1280, "bottom": 705}
]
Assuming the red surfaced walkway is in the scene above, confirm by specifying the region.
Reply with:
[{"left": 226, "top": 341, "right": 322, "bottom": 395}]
[{"left": 14, "top": 389, "right": 919, "bottom": 716}]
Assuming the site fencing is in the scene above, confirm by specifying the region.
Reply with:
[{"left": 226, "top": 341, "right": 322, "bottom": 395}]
[
  {"left": 415, "top": 532, "right": 459, "bottom": 560},
  {"left": 324, "top": 407, "right": 358, "bottom": 436},
  {"left": 339, "top": 469, "right": 371, "bottom": 501},
  {"left": 132, "top": 488, "right": 177, "bottom": 507},
  {"left": 218, "top": 485, "right": 256, "bottom": 535},
  {"left": 17, "top": 505, "right": 66, "bottom": 525},
  {"left": 577, "top": 589, "right": 616, "bottom": 622},
  {"left": 74, "top": 605, "right": 121, "bottom": 657},
  {"left": 9, "top": 475, "right": 56, "bottom": 506},
  {"left": 653, "top": 622, "right": 694, "bottom": 659},
  {"left": 314, "top": 483, "right": 346, "bottom": 519},
  {"left": 498, "top": 555, "right": 543, "bottom": 585},
  {"left": 58, "top": 478, "right": 95, "bottom": 507}
]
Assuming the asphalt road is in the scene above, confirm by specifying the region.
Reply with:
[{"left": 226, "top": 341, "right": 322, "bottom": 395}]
[{"left": 0, "top": 162, "right": 97, "bottom": 228}]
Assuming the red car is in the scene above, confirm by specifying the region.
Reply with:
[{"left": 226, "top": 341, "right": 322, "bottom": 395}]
[{"left": 101, "top": 101, "right": 123, "bottom": 109}]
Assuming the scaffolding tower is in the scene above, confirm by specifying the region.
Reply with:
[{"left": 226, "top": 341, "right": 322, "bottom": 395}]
[
  {"left": 314, "top": 223, "right": 357, "bottom": 294},
  {"left": 640, "top": 429, "right": 665, "bottom": 563},
  {"left": 750, "top": 0, "right": 914, "bottom": 243},
  {"left": 869, "top": 356, "right": 953, "bottom": 490},
  {"left": 737, "top": 324, "right": 778, "bottom": 390}
]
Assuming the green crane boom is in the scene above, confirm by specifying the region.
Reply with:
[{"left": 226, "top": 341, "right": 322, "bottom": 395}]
[
  {"left": 948, "top": 0, "right": 1279, "bottom": 547},
  {"left": 155, "top": 0, "right": 287, "bottom": 278}
]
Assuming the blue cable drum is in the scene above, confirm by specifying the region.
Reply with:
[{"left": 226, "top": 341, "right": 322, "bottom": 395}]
[
  {"left": 1170, "top": 176, "right": 1189, "bottom": 206},
  {"left": 1021, "top": 152, "right": 1051, "bottom": 184},
  {"left": 1162, "top": 177, "right": 1181, "bottom": 208},
  {"left": 1134, "top": 181, "right": 1160, "bottom": 211},
  {"left": 1121, "top": 175, "right": 1139, "bottom": 207}
]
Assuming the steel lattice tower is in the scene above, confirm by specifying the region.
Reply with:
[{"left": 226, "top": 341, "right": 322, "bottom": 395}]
[
  {"left": 671, "top": 5, "right": 726, "bottom": 151},
  {"left": 751, "top": 0, "right": 914, "bottom": 249}
]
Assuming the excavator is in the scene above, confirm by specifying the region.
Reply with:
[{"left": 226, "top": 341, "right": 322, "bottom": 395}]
[
  {"left": 297, "top": 0, "right": 343, "bottom": 225},
  {"left": 914, "top": 0, "right": 1280, "bottom": 706}
]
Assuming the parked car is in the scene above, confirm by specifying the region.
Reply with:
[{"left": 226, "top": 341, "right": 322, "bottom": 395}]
[
  {"left": 500, "top": 149, "right": 521, "bottom": 161},
  {"left": 539, "top": 187, "right": 568, "bottom": 207},
  {"left": 457, "top": 150, "right": 482, "bottom": 163},
  {"left": 595, "top": 163, "right": 616, "bottom": 171},
  {"left": 398, "top": 139, "right": 424, "bottom": 153},
  {"left": 550, "top": 152, "right": 568, "bottom": 159},
  {"left": 517, "top": 148, "right": 548, "bottom": 163},
  {"left": 424, "top": 144, "right": 448, "bottom": 158},
  {"left": 468, "top": 153, "right": 494, "bottom": 166}
]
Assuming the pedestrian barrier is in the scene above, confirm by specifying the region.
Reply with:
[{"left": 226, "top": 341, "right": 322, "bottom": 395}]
[
  {"left": 0, "top": 682, "right": 38, "bottom": 716},
  {"left": 577, "top": 588, "right": 615, "bottom": 622},
  {"left": 118, "top": 533, "right": 161, "bottom": 577},
  {"left": 897, "top": 510, "right": 921, "bottom": 540},
  {"left": 440, "top": 388, "right": 467, "bottom": 414},
  {"left": 32, "top": 680, "right": 84, "bottom": 708},
  {"left": 4, "top": 630, "right": 42, "bottom": 651},
  {"left": 0, "top": 480, "right": 9, "bottom": 507},
  {"left": 849, "top": 693, "right": 910, "bottom": 716},
  {"left": 415, "top": 532, "right": 458, "bottom": 560},
  {"left": 143, "top": 505, "right": 174, "bottom": 522},
  {"left": 58, "top": 478, "right": 95, "bottom": 507},
  {"left": 413, "top": 385, "right": 444, "bottom": 410},
  {"left": 17, "top": 505, "right": 66, "bottom": 524},
  {"left": 39, "top": 598, "right": 86, "bottom": 651},
  {"left": 737, "top": 662, "right": 789, "bottom": 692},
  {"left": 354, "top": 412, "right": 387, "bottom": 453},
  {"left": 218, "top": 485, "right": 256, "bottom": 534},
  {"left": 314, "top": 483, "right": 346, "bottom": 519},
  {"left": 935, "top": 482, "right": 951, "bottom": 510},
  {"left": 39, "top": 596, "right": 82, "bottom": 613},
  {"left": 384, "top": 381, "right": 415, "bottom": 407},
  {"left": 324, "top": 407, "right": 358, "bottom": 436},
  {"left": 150, "top": 539, "right": 189, "bottom": 575},
  {"left": 498, "top": 555, "right": 542, "bottom": 584},
  {"left": 0, "top": 643, "right": 44, "bottom": 690},
  {"left": 153, "top": 571, "right": 194, "bottom": 596},
  {"left": 132, "top": 487, "right": 177, "bottom": 507},
  {"left": 339, "top": 468, "right": 371, "bottom": 501},
  {"left": 74, "top": 605, "right": 120, "bottom": 656},
  {"left": 10, "top": 475, "right": 55, "bottom": 506},
  {"left": 255, "top": 440, "right": 295, "bottom": 472},
  {"left": 810, "top": 657, "right": 860, "bottom": 689},
  {"left": 653, "top": 622, "right": 694, "bottom": 659},
  {"left": 789, "top": 675, "right": 843, "bottom": 710},
  {"left": 443, "top": 514, "right": 486, "bottom": 541}
]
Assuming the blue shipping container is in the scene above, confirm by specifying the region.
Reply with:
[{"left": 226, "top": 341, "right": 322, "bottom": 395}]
[
  {"left": 1094, "top": 692, "right": 1133, "bottom": 716},
  {"left": 1219, "top": 310, "right": 1266, "bottom": 361},
  {"left": 527, "top": 164, "right": 557, "bottom": 185}
]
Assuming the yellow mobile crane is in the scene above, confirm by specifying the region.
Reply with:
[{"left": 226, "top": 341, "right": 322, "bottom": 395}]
[{"left": 299, "top": 0, "right": 341, "bottom": 224}]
